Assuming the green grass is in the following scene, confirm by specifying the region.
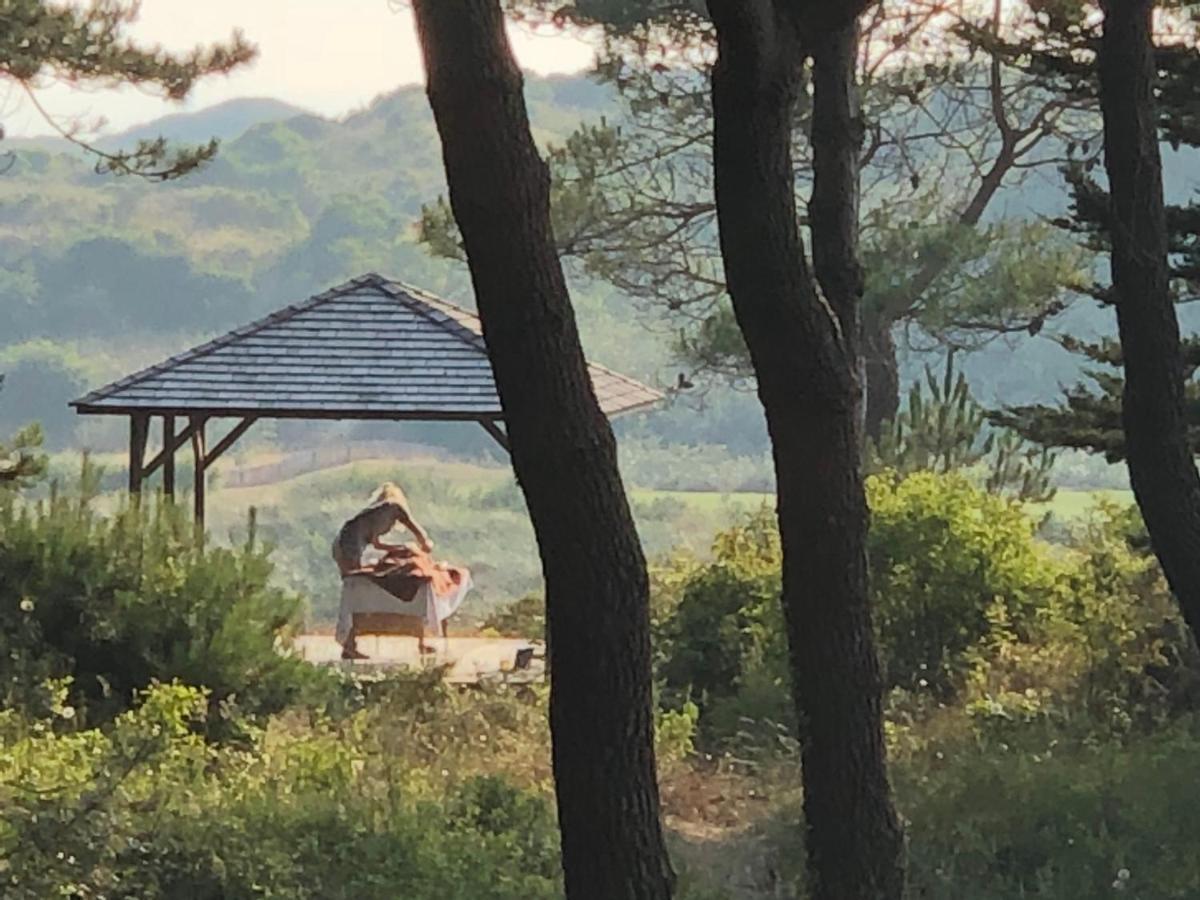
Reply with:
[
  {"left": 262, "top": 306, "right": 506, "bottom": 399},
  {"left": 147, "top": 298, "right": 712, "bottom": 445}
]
[
  {"left": 630, "top": 487, "right": 772, "bottom": 512},
  {"left": 1035, "top": 487, "right": 1136, "bottom": 521}
]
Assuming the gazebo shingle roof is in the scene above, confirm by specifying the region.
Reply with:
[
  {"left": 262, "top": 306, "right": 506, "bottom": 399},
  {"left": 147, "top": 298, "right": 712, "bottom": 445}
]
[{"left": 72, "top": 274, "right": 663, "bottom": 420}]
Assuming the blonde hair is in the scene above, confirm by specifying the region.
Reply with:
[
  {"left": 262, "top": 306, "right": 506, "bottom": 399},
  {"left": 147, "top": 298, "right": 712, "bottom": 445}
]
[{"left": 370, "top": 481, "right": 409, "bottom": 508}]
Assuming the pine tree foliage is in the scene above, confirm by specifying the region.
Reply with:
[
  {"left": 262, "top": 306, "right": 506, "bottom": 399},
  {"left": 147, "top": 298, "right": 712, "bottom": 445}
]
[
  {"left": 0, "top": 376, "right": 46, "bottom": 489},
  {"left": 869, "top": 353, "right": 1057, "bottom": 501},
  {"left": 0, "top": 0, "right": 255, "bottom": 179},
  {"left": 993, "top": 332, "right": 1200, "bottom": 462},
  {"left": 989, "top": 0, "right": 1200, "bottom": 463},
  {"left": 434, "top": 0, "right": 1092, "bottom": 403}
]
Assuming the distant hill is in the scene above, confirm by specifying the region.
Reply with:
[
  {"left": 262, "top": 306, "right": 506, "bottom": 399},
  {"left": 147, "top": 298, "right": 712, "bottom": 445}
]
[
  {"left": 0, "top": 70, "right": 1193, "bottom": 457},
  {"left": 99, "top": 97, "right": 313, "bottom": 148},
  {"left": 2, "top": 97, "right": 314, "bottom": 158},
  {"left": 0, "top": 73, "right": 702, "bottom": 451}
]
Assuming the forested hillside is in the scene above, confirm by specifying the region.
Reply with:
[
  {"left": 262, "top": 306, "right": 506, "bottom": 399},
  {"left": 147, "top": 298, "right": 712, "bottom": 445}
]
[
  {"left": 1, "top": 72, "right": 1194, "bottom": 462},
  {"left": 0, "top": 75, "right": 679, "bottom": 451}
]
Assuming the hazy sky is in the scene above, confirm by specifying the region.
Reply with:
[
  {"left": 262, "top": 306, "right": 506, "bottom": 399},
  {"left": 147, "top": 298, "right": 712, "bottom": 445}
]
[{"left": 2, "top": 0, "right": 596, "bottom": 137}]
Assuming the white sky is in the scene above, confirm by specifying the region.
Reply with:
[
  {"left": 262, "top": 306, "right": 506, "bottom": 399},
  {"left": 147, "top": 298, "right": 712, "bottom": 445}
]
[{"left": 1, "top": 0, "right": 596, "bottom": 138}]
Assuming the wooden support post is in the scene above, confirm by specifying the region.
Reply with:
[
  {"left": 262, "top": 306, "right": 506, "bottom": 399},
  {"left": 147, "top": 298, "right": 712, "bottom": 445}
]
[
  {"left": 190, "top": 416, "right": 207, "bottom": 533},
  {"left": 128, "top": 413, "right": 149, "bottom": 495},
  {"left": 162, "top": 415, "right": 176, "bottom": 500},
  {"left": 479, "top": 418, "right": 510, "bottom": 453}
]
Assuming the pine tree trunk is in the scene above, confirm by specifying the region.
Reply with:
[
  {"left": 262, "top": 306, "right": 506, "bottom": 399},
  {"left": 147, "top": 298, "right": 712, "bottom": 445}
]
[
  {"left": 412, "top": 3, "right": 675, "bottom": 898},
  {"left": 707, "top": 3, "right": 905, "bottom": 897},
  {"left": 863, "top": 309, "right": 900, "bottom": 443},
  {"left": 1101, "top": 0, "right": 1200, "bottom": 647}
]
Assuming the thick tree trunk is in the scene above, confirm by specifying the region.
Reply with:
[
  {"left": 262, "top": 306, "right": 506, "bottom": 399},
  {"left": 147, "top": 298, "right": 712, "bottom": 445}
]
[
  {"left": 706, "top": 3, "right": 905, "bottom": 898},
  {"left": 1101, "top": 0, "right": 1200, "bottom": 646},
  {"left": 411, "top": 3, "right": 675, "bottom": 898},
  {"left": 863, "top": 309, "right": 901, "bottom": 442}
]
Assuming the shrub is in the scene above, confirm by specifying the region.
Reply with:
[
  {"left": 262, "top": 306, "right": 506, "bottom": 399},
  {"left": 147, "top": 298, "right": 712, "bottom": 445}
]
[
  {"left": 656, "top": 471, "right": 1061, "bottom": 741},
  {"left": 482, "top": 593, "right": 546, "bottom": 639},
  {"left": 654, "top": 510, "right": 791, "bottom": 741},
  {"left": 867, "top": 470, "right": 1055, "bottom": 694},
  {"left": 963, "top": 501, "right": 1200, "bottom": 735},
  {"left": 751, "top": 718, "right": 1200, "bottom": 899},
  {"left": 0, "top": 464, "right": 327, "bottom": 728},
  {"left": 0, "top": 681, "right": 563, "bottom": 900}
]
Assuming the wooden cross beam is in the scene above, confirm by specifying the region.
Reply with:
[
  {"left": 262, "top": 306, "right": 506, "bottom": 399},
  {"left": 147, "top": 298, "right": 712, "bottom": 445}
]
[
  {"left": 181, "top": 416, "right": 257, "bottom": 532},
  {"left": 204, "top": 417, "right": 256, "bottom": 469},
  {"left": 478, "top": 418, "right": 510, "bottom": 453},
  {"left": 143, "top": 417, "right": 203, "bottom": 479}
]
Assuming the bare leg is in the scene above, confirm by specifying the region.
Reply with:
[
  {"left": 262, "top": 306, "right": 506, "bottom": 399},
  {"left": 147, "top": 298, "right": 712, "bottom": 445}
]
[{"left": 341, "top": 628, "right": 368, "bottom": 660}]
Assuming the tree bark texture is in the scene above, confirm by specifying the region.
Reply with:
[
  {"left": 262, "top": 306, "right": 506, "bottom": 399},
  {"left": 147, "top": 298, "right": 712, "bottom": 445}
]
[
  {"left": 1101, "top": 0, "right": 1200, "bottom": 646},
  {"left": 412, "top": 4, "right": 675, "bottom": 898},
  {"left": 706, "top": 2, "right": 905, "bottom": 898},
  {"left": 863, "top": 307, "right": 901, "bottom": 442}
]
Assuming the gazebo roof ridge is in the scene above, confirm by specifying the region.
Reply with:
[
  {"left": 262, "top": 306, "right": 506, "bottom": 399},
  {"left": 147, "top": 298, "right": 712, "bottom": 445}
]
[{"left": 365, "top": 275, "right": 489, "bottom": 353}]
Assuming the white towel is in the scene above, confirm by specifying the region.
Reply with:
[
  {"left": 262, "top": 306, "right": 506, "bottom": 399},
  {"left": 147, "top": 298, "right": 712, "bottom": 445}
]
[{"left": 335, "top": 569, "right": 473, "bottom": 644}]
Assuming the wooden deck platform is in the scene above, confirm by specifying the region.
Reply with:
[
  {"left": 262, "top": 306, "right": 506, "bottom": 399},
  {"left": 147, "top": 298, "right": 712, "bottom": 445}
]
[{"left": 292, "top": 634, "right": 545, "bottom": 684}]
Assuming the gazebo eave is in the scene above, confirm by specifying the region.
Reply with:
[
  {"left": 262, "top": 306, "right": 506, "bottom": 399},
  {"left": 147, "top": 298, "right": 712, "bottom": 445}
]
[{"left": 70, "top": 403, "right": 510, "bottom": 422}]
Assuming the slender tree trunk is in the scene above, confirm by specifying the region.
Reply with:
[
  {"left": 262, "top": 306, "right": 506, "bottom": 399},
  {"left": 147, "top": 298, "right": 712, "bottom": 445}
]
[
  {"left": 411, "top": 4, "right": 674, "bottom": 898},
  {"left": 1101, "top": 0, "right": 1200, "bottom": 646},
  {"left": 863, "top": 308, "right": 901, "bottom": 442},
  {"left": 706, "top": 2, "right": 905, "bottom": 897}
]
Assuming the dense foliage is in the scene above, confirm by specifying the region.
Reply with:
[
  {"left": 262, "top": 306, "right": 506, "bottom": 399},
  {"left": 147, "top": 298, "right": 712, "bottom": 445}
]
[
  {"left": 0, "top": 679, "right": 564, "bottom": 900},
  {"left": 654, "top": 471, "right": 1200, "bottom": 741},
  {"left": 1, "top": 462, "right": 1199, "bottom": 896},
  {"left": 0, "top": 463, "right": 323, "bottom": 727}
]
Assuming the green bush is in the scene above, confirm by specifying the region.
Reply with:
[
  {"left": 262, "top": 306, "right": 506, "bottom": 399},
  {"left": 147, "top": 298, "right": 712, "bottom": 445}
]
[
  {"left": 656, "top": 471, "right": 1059, "bottom": 741},
  {"left": 655, "top": 510, "right": 791, "bottom": 741},
  {"left": 962, "top": 501, "right": 1200, "bottom": 735},
  {"left": 0, "top": 464, "right": 327, "bottom": 728},
  {"left": 482, "top": 593, "right": 546, "bottom": 639},
  {"left": 750, "top": 719, "right": 1200, "bottom": 899},
  {"left": 0, "top": 681, "right": 563, "bottom": 900},
  {"left": 867, "top": 470, "right": 1055, "bottom": 694}
]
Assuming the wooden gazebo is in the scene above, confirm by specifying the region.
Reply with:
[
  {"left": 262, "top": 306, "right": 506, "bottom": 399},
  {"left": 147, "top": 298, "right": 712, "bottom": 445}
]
[{"left": 71, "top": 273, "right": 662, "bottom": 526}]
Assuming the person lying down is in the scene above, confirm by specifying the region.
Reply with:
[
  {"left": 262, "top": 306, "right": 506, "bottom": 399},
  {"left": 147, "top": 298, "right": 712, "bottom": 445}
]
[{"left": 332, "top": 480, "right": 471, "bottom": 661}]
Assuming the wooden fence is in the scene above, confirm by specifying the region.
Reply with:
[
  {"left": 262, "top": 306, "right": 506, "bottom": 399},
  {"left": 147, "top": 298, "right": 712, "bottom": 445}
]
[{"left": 219, "top": 441, "right": 444, "bottom": 488}]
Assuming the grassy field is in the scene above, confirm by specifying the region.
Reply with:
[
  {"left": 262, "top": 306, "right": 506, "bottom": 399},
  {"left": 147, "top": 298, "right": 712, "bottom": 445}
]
[
  {"left": 1038, "top": 487, "right": 1135, "bottom": 520},
  {"left": 197, "top": 457, "right": 780, "bottom": 625}
]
